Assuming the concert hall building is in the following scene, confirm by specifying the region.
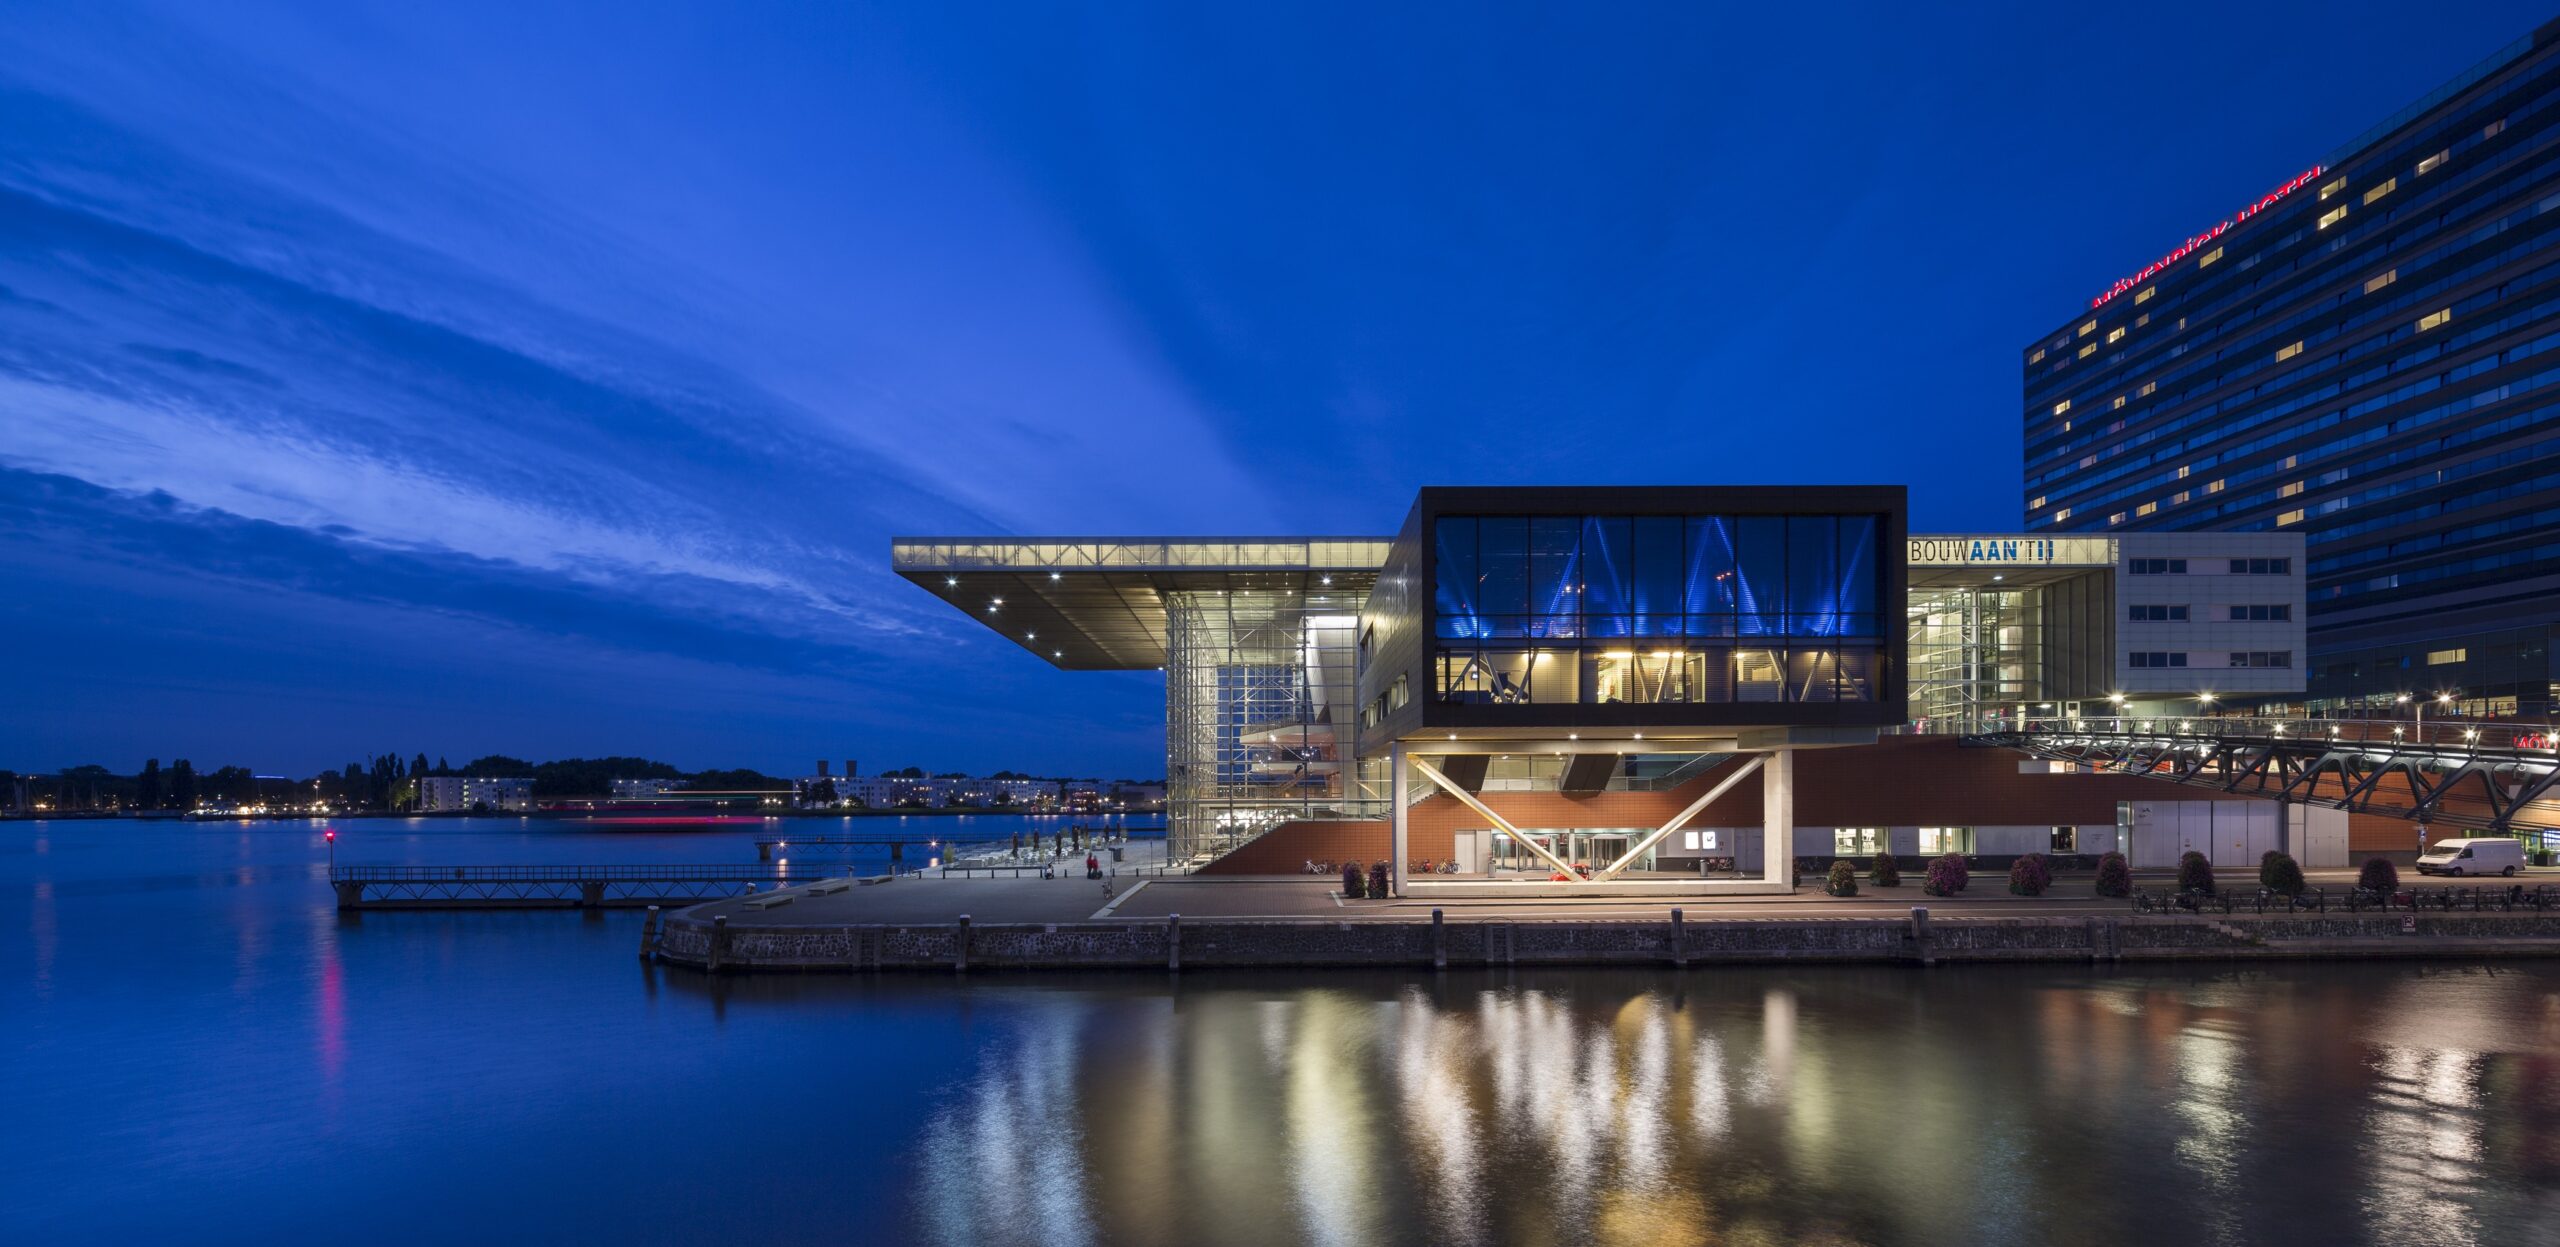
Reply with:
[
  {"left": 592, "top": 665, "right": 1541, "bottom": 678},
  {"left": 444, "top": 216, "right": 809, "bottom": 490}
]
[{"left": 895, "top": 485, "right": 2326, "bottom": 887}]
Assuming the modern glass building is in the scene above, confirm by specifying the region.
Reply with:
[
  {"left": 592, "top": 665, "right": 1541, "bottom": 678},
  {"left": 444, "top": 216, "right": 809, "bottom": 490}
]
[{"left": 2024, "top": 19, "right": 2560, "bottom": 718}]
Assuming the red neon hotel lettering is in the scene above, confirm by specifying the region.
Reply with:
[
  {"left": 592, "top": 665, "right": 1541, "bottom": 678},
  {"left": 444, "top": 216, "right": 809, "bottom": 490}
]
[{"left": 2091, "top": 165, "right": 2322, "bottom": 308}]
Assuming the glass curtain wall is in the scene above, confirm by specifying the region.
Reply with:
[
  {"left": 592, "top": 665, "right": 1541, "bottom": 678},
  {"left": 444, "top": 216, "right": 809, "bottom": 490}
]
[
  {"left": 1165, "top": 589, "right": 1381, "bottom": 862},
  {"left": 1432, "top": 513, "right": 1884, "bottom": 704},
  {"left": 1907, "top": 587, "right": 2044, "bottom": 732}
]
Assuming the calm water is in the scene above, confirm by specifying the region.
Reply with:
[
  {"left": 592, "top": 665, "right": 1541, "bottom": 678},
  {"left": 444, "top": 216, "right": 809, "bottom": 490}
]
[{"left": 7, "top": 818, "right": 2560, "bottom": 1246}]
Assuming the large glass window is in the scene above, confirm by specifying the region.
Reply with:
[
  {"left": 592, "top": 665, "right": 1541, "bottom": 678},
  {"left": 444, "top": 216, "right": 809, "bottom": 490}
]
[{"left": 1431, "top": 510, "right": 1888, "bottom": 703}]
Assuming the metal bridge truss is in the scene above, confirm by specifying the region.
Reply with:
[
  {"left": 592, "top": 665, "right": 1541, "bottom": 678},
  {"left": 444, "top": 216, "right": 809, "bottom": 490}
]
[
  {"left": 1971, "top": 718, "right": 2560, "bottom": 834},
  {"left": 330, "top": 864, "right": 848, "bottom": 909}
]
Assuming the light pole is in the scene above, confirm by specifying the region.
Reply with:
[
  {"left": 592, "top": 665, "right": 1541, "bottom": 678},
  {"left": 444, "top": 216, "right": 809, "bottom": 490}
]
[
  {"left": 325, "top": 828, "right": 337, "bottom": 871},
  {"left": 2196, "top": 690, "right": 2217, "bottom": 720},
  {"left": 2416, "top": 691, "right": 2453, "bottom": 739}
]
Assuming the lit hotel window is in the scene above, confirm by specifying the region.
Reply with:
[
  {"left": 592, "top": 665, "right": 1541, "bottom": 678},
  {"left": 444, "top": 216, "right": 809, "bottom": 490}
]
[
  {"left": 2173, "top": 489, "right": 2191, "bottom": 504},
  {"left": 2279, "top": 481, "right": 2303, "bottom": 498},
  {"left": 2109, "top": 512, "right": 2126, "bottom": 526},
  {"left": 2078, "top": 320, "right": 2096, "bottom": 337},
  {"left": 2320, "top": 175, "right": 2346, "bottom": 199},
  {"left": 2418, "top": 308, "right": 2451, "bottom": 331},
  {"left": 2063, "top": 420, "right": 2073, "bottom": 432},
  {"left": 2107, "top": 326, "right": 2125, "bottom": 344},
  {"left": 2053, "top": 399, "right": 2071, "bottom": 415},
  {"left": 2417, "top": 150, "right": 2447, "bottom": 175},
  {"left": 2176, "top": 465, "right": 2190, "bottom": 479},
  {"left": 2317, "top": 205, "right": 2347, "bottom": 230},
  {"left": 2029, "top": 348, "right": 2045, "bottom": 364},
  {"left": 2362, "top": 177, "right": 2397, "bottom": 204},
  {"left": 2113, "top": 395, "right": 2126, "bottom": 410},
  {"left": 2135, "top": 501, "right": 2158, "bottom": 517},
  {"left": 2276, "top": 341, "right": 2303, "bottom": 361},
  {"left": 2135, "top": 286, "right": 2155, "bottom": 304},
  {"left": 2138, "top": 381, "right": 2157, "bottom": 397},
  {"left": 2485, "top": 117, "right": 2507, "bottom": 138},
  {"left": 2365, "top": 270, "right": 2396, "bottom": 293},
  {"left": 2197, "top": 247, "right": 2223, "bottom": 268},
  {"left": 2054, "top": 507, "right": 2072, "bottom": 522},
  {"left": 2206, "top": 479, "right": 2225, "bottom": 493},
  {"left": 2030, "top": 495, "right": 2046, "bottom": 509},
  {"left": 2276, "top": 508, "right": 2305, "bottom": 526},
  {"left": 2078, "top": 343, "right": 2096, "bottom": 359}
]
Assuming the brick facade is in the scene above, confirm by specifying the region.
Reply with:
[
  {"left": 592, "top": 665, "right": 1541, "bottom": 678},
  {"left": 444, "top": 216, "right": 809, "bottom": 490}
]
[{"left": 1204, "top": 736, "right": 2262, "bottom": 873}]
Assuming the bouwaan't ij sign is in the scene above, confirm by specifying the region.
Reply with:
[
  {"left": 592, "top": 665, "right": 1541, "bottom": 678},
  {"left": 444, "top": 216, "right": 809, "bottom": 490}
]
[{"left": 2089, "top": 166, "right": 2325, "bottom": 309}]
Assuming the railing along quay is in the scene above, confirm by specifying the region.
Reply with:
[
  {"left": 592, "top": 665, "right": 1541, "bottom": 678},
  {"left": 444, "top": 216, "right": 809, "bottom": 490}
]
[{"left": 328, "top": 864, "right": 850, "bottom": 910}]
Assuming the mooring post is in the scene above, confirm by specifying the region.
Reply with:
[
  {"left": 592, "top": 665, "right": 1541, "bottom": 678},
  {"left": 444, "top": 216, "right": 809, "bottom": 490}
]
[
  {"left": 708, "top": 915, "right": 730, "bottom": 973},
  {"left": 956, "top": 914, "right": 972, "bottom": 973},
  {"left": 1431, "top": 908, "right": 1446, "bottom": 969},
  {"left": 1671, "top": 907, "right": 1686, "bottom": 968},
  {"left": 580, "top": 881, "right": 606, "bottom": 909},
  {"left": 1167, "top": 913, "right": 1182, "bottom": 973},
  {"left": 333, "top": 881, "right": 364, "bottom": 910},
  {"left": 1910, "top": 906, "right": 1933, "bottom": 967},
  {"left": 639, "top": 905, "right": 660, "bottom": 960}
]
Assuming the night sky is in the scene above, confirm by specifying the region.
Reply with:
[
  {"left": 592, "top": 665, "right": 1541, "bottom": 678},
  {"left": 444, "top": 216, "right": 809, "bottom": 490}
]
[{"left": 0, "top": 1, "right": 2545, "bottom": 779}]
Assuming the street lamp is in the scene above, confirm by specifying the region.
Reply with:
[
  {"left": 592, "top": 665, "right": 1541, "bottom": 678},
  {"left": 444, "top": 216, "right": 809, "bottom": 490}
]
[
  {"left": 2196, "top": 691, "right": 2217, "bottom": 719},
  {"left": 2417, "top": 691, "right": 2454, "bottom": 738}
]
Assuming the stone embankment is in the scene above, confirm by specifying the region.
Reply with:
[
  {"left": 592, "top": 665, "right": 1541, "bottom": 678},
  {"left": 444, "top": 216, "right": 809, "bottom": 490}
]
[{"left": 644, "top": 907, "right": 2560, "bottom": 974}]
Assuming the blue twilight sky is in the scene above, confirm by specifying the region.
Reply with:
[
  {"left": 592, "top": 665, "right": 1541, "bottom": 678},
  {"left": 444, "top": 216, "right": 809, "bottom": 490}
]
[{"left": 0, "top": 1, "right": 2547, "bottom": 778}]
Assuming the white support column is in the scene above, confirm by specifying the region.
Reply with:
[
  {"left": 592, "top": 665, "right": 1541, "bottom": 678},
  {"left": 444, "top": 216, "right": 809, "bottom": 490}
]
[
  {"left": 1762, "top": 748, "right": 1795, "bottom": 887},
  {"left": 1390, "top": 742, "right": 1410, "bottom": 898}
]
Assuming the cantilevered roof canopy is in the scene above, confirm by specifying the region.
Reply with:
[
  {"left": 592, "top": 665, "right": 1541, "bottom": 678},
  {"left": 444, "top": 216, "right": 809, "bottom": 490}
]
[{"left": 892, "top": 538, "right": 1393, "bottom": 670}]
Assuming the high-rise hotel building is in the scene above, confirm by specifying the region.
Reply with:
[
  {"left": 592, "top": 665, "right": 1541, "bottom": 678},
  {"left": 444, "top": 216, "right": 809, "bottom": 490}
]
[{"left": 2024, "top": 20, "right": 2560, "bottom": 717}]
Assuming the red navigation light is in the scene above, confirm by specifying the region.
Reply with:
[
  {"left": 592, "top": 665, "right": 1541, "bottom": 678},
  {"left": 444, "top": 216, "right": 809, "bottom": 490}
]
[{"left": 325, "top": 830, "right": 337, "bottom": 842}]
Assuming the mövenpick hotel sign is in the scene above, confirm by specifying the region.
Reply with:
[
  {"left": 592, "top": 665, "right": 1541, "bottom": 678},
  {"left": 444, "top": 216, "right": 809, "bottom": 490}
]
[{"left": 1906, "top": 536, "right": 2115, "bottom": 567}]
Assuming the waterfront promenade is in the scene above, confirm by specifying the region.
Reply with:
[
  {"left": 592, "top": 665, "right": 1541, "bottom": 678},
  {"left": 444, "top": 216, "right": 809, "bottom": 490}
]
[{"left": 653, "top": 851, "right": 2560, "bottom": 973}]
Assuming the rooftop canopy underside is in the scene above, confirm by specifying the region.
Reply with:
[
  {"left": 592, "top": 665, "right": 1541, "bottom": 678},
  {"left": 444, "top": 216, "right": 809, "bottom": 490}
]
[{"left": 892, "top": 538, "right": 1394, "bottom": 669}]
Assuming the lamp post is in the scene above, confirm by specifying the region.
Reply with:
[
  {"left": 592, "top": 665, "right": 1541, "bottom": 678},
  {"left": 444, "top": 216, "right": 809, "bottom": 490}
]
[
  {"left": 2196, "top": 690, "right": 2217, "bottom": 720},
  {"left": 325, "top": 828, "right": 336, "bottom": 871}
]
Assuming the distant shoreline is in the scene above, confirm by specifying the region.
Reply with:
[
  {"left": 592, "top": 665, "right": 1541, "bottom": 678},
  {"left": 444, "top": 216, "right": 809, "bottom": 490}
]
[{"left": 3, "top": 807, "right": 1168, "bottom": 824}]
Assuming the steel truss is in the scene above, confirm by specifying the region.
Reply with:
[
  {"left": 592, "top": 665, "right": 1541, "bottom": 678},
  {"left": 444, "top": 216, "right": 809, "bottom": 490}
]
[{"left": 1971, "top": 719, "right": 2560, "bottom": 834}]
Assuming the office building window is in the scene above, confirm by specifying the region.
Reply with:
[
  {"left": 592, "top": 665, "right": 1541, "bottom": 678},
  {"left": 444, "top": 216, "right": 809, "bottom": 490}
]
[
  {"left": 2228, "top": 605, "right": 2290, "bottom": 621},
  {"left": 2229, "top": 558, "right": 2290, "bottom": 574},
  {"left": 1918, "top": 827, "right": 1973, "bottom": 855},
  {"left": 2418, "top": 308, "right": 2451, "bottom": 331},
  {"left": 2228, "top": 651, "right": 2293, "bottom": 668},
  {"left": 2051, "top": 826, "right": 2078, "bottom": 853},
  {"left": 1834, "top": 827, "right": 1881, "bottom": 855},
  {"left": 2129, "top": 604, "right": 2188, "bottom": 621},
  {"left": 1680, "top": 830, "right": 1719, "bottom": 852},
  {"left": 2130, "top": 652, "right": 2189, "bottom": 668},
  {"left": 2129, "top": 558, "right": 2187, "bottom": 575},
  {"left": 2428, "top": 648, "right": 2468, "bottom": 665}
]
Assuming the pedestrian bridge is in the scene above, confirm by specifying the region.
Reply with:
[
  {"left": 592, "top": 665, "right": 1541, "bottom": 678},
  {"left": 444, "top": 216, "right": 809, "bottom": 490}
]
[{"left": 1967, "top": 716, "right": 2560, "bottom": 836}]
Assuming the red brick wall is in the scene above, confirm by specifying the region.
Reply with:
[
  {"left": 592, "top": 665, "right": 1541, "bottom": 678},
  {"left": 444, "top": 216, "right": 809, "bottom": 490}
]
[{"left": 1202, "top": 736, "right": 2258, "bottom": 872}]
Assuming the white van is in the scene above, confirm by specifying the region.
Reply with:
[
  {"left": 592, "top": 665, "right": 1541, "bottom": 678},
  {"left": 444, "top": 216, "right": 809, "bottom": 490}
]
[{"left": 2416, "top": 838, "right": 2528, "bottom": 877}]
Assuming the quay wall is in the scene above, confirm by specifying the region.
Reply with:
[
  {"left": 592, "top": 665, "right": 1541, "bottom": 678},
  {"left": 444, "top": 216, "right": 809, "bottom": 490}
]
[{"left": 649, "top": 911, "right": 2560, "bottom": 974}]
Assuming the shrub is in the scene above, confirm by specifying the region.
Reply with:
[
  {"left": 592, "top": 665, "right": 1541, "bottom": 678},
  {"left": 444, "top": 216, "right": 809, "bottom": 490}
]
[
  {"left": 2261, "top": 851, "right": 2306, "bottom": 895},
  {"left": 2358, "top": 856, "right": 2399, "bottom": 894},
  {"left": 2094, "top": 851, "right": 2132, "bottom": 897},
  {"left": 2008, "top": 852, "right": 2051, "bottom": 896},
  {"left": 1869, "top": 851, "right": 1901, "bottom": 887},
  {"left": 1923, "top": 853, "right": 1968, "bottom": 897},
  {"left": 1826, "top": 860, "right": 1860, "bottom": 897},
  {"left": 1368, "top": 862, "right": 1391, "bottom": 899},
  {"left": 1341, "top": 861, "right": 1365, "bottom": 899},
  {"left": 2177, "top": 850, "right": 2215, "bottom": 895}
]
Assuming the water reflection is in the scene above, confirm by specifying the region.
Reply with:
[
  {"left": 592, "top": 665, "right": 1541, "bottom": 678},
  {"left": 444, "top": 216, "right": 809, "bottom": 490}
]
[{"left": 906, "top": 969, "right": 2560, "bottom": 1247}]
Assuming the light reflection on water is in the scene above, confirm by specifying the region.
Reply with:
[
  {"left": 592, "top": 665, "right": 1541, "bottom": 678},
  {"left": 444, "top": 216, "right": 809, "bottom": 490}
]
[
  {"left": 902, "top": 971, "right": 2560, "bottom": 1247},
  {"left": 5, "top": 820, "right": 2559, "bottom": 1246}
]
